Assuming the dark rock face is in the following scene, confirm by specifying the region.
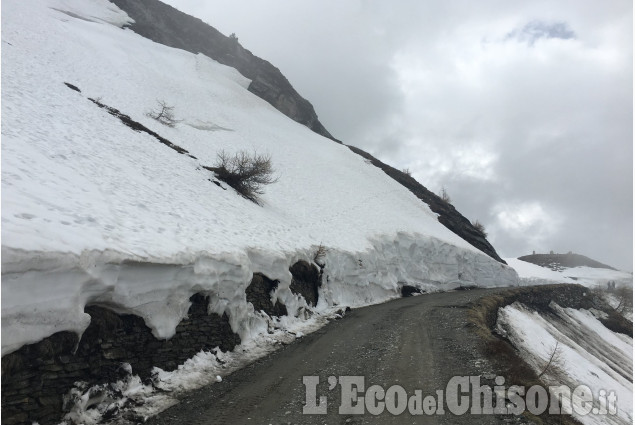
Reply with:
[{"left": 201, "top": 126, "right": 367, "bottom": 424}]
[
  {"left": 246, "top": 273, "right": 288, "bottom": 317},
  {"left": 88, "top": 97, "right": 196, "bottom": 158},
  {"left": 518, "top": 253, "right": 616, "bottom": 271},
  {"left": 347, "top": 145, "right": 506, "bottom": 264},
  {"left": 1, "top": 294, "right": 240, "bottom": 425},
  {"left": 109, "top": 0, "right": 334, "bottom": 141},
  {"left": 289, "top": 261, "right": 321, "bottom": 306},
  {"left": 401, "top": 285, "right": 423, "bottom": 297},
  {"left": 477, "top": 284, "right": 632, "bottom": 337}
]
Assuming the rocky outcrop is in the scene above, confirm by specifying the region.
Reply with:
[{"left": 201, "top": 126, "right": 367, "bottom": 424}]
[
  {"left": 347, "top": 145, "right": 506, "bottom": 264},
  {"left": 109, "top": 0, "right": 334, "bottom": 140},
  {"left": 470, "top": 284, "right": 631, "bottom": 338},
  {"left": 1, "top": 294, "right": 240, "bottom": 425},
  {"left": 401, "top": 285, "right": 423, "bottom": 297},
  {"left": 246, "top": 273, "right": 288, "bottom": 317},
  {"left": 289, "top": 260, "right": 321, "bottom": 306}
]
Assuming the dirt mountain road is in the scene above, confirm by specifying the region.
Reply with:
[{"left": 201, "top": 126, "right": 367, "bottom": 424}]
[{"left": 147, "top": 288, "right": 522, "bottom": 425}]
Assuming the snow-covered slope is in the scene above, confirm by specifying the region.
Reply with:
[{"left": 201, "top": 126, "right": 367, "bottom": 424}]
[
  {"left": 505, "top": 258, "right": 632, "bottom": 288},
  {"left": 497, "top": 302, "right": 633, "bottom": 425},
  {"left": 1, "top": 0, "right": 518, "bottom": 355}
]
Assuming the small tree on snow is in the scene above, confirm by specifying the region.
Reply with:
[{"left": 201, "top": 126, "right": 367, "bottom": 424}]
[
  {"left": 211, "top": 150, "right": 278, "bottom": 204},
  {"left": 146, "top": 99, "right": 179, "bottom": 127},
  {"left": 537, "top": 341, "right": 564, "bottom": 379}
]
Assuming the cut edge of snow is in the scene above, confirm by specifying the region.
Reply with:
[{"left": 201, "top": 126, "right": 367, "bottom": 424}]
[{"left": 2, "top": 231, "right": 519, "bottom": 356}]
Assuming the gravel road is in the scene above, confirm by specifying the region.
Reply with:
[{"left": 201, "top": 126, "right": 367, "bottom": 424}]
[{"left": 146, "top": 288, "right": 530, "bottom": 425}]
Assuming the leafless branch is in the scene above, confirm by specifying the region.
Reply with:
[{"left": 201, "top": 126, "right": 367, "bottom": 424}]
[
  {"left": 211, "top": 150, "right": 278, "bottom": 204},
  {"left": 146, "top": 99, "right": 180, "bottom": 127}
]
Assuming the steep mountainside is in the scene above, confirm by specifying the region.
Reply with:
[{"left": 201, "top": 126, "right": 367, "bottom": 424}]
[
  {"left": 109, "top": 0, "right": 333, "bottom": 140},
  {"left": 109, "top": 0, "right": 506, "bottom": 264},
  {"left": 518, "top": 252, "right": 616, "bottom": 271},
  {"left": 348, "top": 145, "right": 505, "bottom": 263}
]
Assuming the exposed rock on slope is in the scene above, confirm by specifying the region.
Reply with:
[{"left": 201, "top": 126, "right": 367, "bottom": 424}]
[
  {"left": 110, "top": 0, "right": 333, "bottom": 140},
  {"left": 518, "top": 252, "right": 616, "bottom": 271},
  {"left": 347, "top": 145, "right": 506, "bottom": 264}
]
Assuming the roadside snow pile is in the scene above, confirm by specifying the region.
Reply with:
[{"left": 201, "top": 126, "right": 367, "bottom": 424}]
[
  {"left": 497, "top": 302, "right": 633, "bottom": 425},
  {"left": 63, "top": 310, "right": 336, "bottom": 424},
  {"left": 505, "top": 258, "right": 632, "bottom": 288}
]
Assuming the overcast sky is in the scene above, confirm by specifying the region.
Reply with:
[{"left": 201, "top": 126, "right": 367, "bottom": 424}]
[{"left": 164, "top": 0, "right": 633, "bottom": 271}]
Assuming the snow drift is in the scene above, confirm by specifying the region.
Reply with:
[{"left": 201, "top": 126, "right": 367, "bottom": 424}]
[{"left": 1, "top": 0, "right": 518, "bottom": 356}]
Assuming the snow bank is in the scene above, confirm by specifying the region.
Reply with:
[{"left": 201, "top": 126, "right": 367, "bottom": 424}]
[
  {"left": 1, "top": 0, "right": 518, "bottom": 355},
  {"left": 63, "top": 312, "right": 334, "bottom": 424},
  {"left": 505, "top": 258, "right": 578, "bottom": 285},
  {"left": 561, "top": 267, "right": 633, "bottom": 288},
  {"left": 505, "top": 258, "right": 632, "bottom": 288},
  {"left": 497, "top": 302, "right": 633, "bottom": 425},
  {"left": 2, "top": 233, "right": 516, "bottom": 355}
]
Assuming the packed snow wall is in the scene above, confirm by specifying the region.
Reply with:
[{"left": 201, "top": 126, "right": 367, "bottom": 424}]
[
  {"left": 1, "top": 262, "right": 321, "bottom": 425},
  {"left": 2, "top": 232, "right": 518, "bottom": 357},
  {"left": 1, "top": 295, "right": 239, "bottom": 425},
  {"left": 1, "top": 237, "right": 517, "bottom": 424}
]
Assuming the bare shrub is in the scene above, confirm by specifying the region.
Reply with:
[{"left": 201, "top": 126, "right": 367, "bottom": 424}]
[
  {"left": 313, "top": 244, "right": 329, "bottom": 266},
  {"left": 614, "top": 286, "right": 633, "bottom": 316},
  {"left": 472, "top": 220, "right": 488, "bottom": 237},
  {"left": 211, "top": 150, "right": 277, "bottom": 204},
  {"left": 537, "top": 341, "right": 564, "bottom": 379},
  {"left": 401, "top": 168, "right": 412, "bottom": 176},
  {"left": 592, "top": 284, "right": 633, "bottom": 318},
  {"left": 146, "top": 99, "right": 179, "bottom": 127},
  {"left": 440, "top": 186, "right": 452, "bottom": 204}
]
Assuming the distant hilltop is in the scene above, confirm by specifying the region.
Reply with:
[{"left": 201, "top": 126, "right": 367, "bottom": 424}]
[{"left": 518, "top": 252, "right": 617, "bottom": 271}]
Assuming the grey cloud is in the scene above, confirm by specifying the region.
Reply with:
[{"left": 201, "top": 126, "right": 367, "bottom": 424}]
[{"left": 506, "top": 21, "right": 576, "bottom": 45}]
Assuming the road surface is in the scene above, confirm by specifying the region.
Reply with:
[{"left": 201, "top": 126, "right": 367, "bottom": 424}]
[{"left": 147, "top": 288, "right": 525, "bottom": 424}]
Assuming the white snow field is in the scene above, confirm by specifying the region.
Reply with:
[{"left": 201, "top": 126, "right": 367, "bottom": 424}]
[
  {"left": 505, "top": 258, "right": 633, "bottom": 288},
  {"left": 497, "top": 302, "right": 633, "bottom": 425},
  {"left": 2, "top": 0, "right": 519, "bottom": 355}
]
